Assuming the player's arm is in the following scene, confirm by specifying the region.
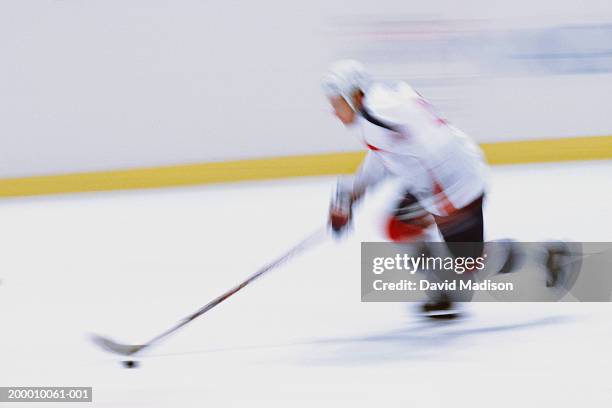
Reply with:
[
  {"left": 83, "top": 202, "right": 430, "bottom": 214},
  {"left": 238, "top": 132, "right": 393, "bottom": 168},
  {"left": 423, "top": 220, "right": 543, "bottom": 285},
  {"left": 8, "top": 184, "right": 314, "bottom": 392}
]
[{"left": 329, "top": 152, "right": 387, "bottom": 236}]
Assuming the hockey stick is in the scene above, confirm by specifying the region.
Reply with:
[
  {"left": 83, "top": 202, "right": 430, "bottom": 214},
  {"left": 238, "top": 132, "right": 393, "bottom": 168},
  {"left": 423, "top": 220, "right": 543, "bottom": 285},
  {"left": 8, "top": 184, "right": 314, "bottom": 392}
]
[{"left": 91, "top": 227, "right": 327, "bottom": 357}]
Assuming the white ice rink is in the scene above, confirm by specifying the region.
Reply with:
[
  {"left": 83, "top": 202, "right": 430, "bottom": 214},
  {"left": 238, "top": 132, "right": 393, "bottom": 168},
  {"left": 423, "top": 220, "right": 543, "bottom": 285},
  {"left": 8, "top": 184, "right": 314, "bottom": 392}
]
[{"left": 0, "top": 160, "right": 611, "bottom": 407}]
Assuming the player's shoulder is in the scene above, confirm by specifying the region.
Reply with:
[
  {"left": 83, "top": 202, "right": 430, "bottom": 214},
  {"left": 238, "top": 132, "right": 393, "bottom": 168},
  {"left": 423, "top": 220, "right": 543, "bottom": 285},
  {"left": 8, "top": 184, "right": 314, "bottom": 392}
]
[{"left": 363, "top": 82, "right": 420, "bottom": 124}]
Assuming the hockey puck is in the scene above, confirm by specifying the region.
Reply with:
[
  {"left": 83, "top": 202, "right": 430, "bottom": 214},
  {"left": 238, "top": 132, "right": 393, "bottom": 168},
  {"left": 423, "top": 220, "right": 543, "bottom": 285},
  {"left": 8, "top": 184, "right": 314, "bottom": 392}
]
[{"left": 121, "top": 360, "right": 139, "bottom": 369}]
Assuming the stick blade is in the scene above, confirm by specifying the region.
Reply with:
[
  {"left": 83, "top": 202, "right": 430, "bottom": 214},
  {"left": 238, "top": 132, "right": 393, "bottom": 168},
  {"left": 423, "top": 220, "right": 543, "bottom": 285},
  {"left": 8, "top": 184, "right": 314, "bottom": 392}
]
[{"left": 90, "top": 334, "right": 146, "bottom": 356}]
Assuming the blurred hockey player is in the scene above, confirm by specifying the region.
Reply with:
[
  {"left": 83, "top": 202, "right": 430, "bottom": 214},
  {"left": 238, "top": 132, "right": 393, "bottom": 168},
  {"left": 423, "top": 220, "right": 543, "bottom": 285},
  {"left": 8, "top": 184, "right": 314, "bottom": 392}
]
[{"left": 322, "top": 60, "right": 489, "bottom": 317}]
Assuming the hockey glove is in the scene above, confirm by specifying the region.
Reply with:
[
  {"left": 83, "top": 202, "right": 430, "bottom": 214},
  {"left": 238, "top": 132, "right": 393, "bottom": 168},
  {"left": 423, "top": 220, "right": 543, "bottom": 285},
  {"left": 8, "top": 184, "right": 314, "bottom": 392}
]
[{"left": 329, "top": 177, "right": 355, "bottom": 238}]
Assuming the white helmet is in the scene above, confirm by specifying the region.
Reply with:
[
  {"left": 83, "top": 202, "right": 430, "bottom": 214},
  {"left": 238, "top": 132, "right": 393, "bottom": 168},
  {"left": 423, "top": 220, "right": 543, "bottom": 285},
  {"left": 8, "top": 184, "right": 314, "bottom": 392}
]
[{"left": 321, "top": 60, "right": 372, "bottom": 109}]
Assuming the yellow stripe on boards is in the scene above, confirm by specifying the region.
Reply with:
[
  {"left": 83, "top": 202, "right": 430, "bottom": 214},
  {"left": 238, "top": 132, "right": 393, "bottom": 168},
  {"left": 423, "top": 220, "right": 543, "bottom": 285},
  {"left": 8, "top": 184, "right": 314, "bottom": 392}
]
[
  {"left": 0, "top": 135, "right": 610, "bottom": 198},
  {"left": 481, "top": 135, "right": 612, "bottom": 164}
]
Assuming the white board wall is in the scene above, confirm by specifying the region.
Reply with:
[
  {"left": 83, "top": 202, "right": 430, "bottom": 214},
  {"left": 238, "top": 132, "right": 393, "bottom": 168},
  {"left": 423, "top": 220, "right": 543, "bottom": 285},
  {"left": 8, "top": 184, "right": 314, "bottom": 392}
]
[{"left": 1, "top": 0, "right": 611, "bottom": 177}]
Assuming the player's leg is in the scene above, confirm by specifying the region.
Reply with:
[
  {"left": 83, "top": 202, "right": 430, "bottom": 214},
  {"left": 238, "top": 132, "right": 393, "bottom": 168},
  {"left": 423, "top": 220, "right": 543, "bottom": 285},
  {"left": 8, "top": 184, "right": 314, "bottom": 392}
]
[
  {"left": 434, "top": 196, "right": 522, "bottom": 277},
  {"left": 416, "top": 195, "right": 486, "bottom": 318},
  {"left": 433, "top": 194, "right": 484, "bottom": 259},
  {"left": 384, "top": 191, "right": 436, "bottom": 243},
  {"left": 383, "top": 191, "right": 457, "bottom": 318}
]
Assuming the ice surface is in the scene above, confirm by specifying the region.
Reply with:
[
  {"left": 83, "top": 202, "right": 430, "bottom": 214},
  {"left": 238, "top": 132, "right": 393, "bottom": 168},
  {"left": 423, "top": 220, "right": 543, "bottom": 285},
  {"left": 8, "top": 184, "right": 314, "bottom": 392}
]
[{"left": 0, "top": 160, "right": 610, "bottom": 407}]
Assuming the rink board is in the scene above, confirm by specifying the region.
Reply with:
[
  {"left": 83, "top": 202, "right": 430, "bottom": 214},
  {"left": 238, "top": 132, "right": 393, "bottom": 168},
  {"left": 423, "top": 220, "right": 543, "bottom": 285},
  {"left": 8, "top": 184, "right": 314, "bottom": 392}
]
[{"left": 0, "top": 135, "right": 611, "bottom": 198}]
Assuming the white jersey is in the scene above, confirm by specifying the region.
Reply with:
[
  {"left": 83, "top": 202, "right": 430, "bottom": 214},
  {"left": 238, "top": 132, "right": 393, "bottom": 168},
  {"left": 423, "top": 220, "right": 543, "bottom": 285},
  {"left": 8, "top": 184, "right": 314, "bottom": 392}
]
[{"left": 353, "top": 82, "right": 488, "bottom": 216}]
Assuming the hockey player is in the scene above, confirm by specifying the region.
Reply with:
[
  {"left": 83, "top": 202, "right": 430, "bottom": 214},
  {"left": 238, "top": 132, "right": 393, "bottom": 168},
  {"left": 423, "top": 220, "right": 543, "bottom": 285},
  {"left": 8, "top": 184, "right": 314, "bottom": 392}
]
[{"left": 322, "top": 60, "right": 489, "bottom": 317}]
